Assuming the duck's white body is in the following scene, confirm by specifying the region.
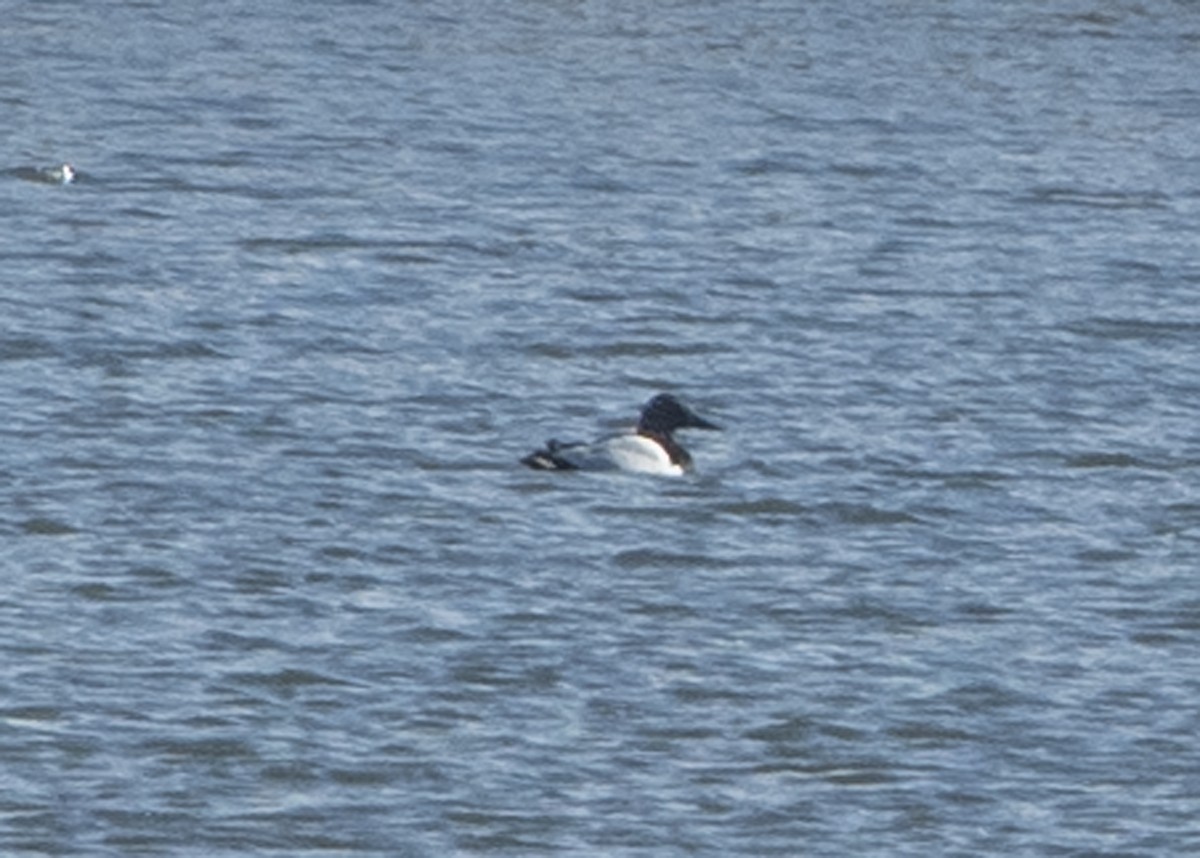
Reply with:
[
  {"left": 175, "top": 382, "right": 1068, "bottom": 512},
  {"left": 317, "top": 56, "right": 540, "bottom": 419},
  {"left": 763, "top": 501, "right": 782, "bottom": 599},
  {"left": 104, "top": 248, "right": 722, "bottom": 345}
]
[{"left": 531, "top": 434, "right": 686, "bottom": 476}]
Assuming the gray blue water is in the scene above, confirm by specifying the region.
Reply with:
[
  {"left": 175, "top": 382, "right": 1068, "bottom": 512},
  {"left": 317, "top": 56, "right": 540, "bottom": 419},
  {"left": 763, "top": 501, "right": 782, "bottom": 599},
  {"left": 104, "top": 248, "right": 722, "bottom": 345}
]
[{"left": 3, "top": 1, "right": 1200, "bottom": 855}]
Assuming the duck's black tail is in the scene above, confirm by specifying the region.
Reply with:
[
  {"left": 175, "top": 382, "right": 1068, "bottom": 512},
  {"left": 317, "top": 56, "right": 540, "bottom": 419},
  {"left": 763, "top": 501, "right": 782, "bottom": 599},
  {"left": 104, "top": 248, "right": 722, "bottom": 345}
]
[{"left": 520, "top": 439, "right": 580, "bottom": 471}]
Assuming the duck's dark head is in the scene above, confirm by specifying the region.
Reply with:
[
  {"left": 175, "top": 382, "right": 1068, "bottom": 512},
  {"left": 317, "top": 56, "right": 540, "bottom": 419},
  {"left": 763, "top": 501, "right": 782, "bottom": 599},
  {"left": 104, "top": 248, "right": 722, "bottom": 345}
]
[{"left": 638, "top": 394, "right": 720, "bottom": 436}]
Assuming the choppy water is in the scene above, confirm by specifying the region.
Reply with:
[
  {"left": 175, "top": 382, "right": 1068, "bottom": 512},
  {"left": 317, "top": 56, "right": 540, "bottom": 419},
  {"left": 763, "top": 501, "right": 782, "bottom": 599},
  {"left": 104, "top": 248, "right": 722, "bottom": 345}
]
[{"left": 4, "top": 1, "right": 1200, "bottom": 855}]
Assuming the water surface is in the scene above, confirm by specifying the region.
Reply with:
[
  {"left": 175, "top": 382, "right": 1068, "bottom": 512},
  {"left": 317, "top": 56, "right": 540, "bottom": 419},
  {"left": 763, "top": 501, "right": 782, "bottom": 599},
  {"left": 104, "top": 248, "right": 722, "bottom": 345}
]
[{"left": 3, "top": 1, "right": 1199, "bottom": 855}]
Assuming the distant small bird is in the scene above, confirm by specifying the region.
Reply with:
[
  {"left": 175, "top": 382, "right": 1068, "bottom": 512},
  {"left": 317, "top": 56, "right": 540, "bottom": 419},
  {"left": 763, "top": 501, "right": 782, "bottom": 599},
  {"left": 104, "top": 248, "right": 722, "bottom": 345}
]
[
  {"left": 39, "top": 163, "right": 76, "bottom": 184},
  {"left": 521, "top": 393, "right": 721, "bottom": 476},
  {"left": 11, "top": 163, "right": 77, "bottom": 185}
]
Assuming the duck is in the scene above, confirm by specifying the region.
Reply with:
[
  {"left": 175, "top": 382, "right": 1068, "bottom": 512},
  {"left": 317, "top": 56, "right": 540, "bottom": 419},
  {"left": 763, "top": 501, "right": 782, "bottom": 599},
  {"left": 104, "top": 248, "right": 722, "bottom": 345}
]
[
  {"left": 521, "top": 393, "right": 720, "bottom": 476},
  {"left": 11, "top": 163, "right": 77, "bottom": 185},
  {"left": 38, "top": 163, "right": 76, "bottom": 184}
]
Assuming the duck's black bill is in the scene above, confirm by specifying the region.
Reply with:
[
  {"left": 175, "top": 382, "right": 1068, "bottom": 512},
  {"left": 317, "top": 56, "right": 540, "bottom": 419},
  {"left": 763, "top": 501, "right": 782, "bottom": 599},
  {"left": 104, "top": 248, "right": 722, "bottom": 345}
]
[{"left": 687, "top": 413, "right": 721, "bottom": 431}]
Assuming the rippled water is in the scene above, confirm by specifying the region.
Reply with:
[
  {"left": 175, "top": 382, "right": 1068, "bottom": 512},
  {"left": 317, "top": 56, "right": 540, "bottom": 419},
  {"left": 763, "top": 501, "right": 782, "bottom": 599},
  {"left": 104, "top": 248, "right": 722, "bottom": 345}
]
[{"left": 4, "top": 1, "right": 1200, "bottom": 855}]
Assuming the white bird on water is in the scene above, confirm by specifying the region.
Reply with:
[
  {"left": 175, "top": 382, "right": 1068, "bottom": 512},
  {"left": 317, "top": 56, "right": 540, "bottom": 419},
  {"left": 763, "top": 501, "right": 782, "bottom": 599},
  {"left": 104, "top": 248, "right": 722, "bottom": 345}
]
[
  {"left": 41, "top": 163, "right": 76, "bottom": 184},
  {"left": 12, "top": 163, "right": 77, "bottom": 184}
]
